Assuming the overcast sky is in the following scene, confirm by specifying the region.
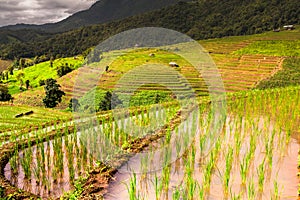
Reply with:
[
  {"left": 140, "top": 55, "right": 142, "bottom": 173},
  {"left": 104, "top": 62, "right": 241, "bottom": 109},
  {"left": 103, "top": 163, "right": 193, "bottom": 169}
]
[{"left": 0, "top": 0, "right": 97, "bottom": 27}]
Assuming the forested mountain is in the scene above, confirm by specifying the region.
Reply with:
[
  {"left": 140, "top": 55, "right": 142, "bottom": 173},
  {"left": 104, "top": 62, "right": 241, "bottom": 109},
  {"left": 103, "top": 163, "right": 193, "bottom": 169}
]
[
  {"left": 0, "top": 0, "right": 298, "bottom": 60},
  {"left": 1, "top": 0, "right": 190, "bottom": 33}
]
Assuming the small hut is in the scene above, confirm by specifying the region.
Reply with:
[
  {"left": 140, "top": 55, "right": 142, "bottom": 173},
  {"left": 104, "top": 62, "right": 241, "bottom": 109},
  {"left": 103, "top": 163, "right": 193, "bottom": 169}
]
[
  {"left": 169, "top": 62, "right": 179, "bottom": 67},
  {"left": 283, "top": 25, "right": 295, "bottom": 30}
]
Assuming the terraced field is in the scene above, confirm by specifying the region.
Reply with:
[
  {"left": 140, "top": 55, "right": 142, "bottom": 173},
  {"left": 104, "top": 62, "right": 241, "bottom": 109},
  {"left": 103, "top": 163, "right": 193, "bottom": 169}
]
[
  {"left": 0, "top": 104, "right": 70, "bottom": 134},
  {"left": 0, "top": 29, "right": 299, "bottom": 199},
  {"left": 11, "top": 30, "right": 300, "bottom": 109}
]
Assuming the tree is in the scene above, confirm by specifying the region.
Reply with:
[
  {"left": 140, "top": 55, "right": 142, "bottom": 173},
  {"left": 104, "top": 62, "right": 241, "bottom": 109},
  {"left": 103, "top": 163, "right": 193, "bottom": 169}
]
[
  {"left": 25, "top": 80, "right": 30, "bottom": 90},
  {"left": 33, "top": 56, "right": 39, "bottom": 65},
  {"left": 7, "top": 65, "right": 14, "bottom": 75},
  {"left": 42, "top": 78, "right": 65, "bottom": 108},
  {"left": 39, "top": 79, "right": 45, "bottom": 86},
  {"left": 68, "top": 98, "right": 80, "bottom": 112},
  {"left": 0, "top": 85, "right": 12, "bottom": 102},
  {"left": 16, "top": 71, "right": 25, "bottom": 89},
  {"left": 50, "top": 56, "right": 54, "bottom": 68},
  {"left": 57, "top": 63, "right": 73, "bottom": 77},
  {"left": 19, "top": 58, "right": 25, "bottom": 70},
  {"left": 98, "top": 91, "right": 122, "bottom": 111}
]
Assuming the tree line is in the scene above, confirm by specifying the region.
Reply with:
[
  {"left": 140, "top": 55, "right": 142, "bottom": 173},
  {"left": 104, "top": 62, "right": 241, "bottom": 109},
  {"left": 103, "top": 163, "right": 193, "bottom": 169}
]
[{"left": 0, "top": 0, "right": 298, "bottom": 60}]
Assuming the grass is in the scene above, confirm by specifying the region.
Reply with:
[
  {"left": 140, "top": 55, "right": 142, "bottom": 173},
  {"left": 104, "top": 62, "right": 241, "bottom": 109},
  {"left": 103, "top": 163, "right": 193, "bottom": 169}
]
[
  {"left": 257, "top": 57, "right": 300, "bottom": 89},
  {"left": 234, "top": 40, "right": 300, "bottom": 57},
  {"left": 0, "top": 104, "right": 70, "bottom": 134},
  {"left": 4, "top": 57, "right": 83, "bottom": 95},
  {"left": 223, "top": 147, "right": 233, "bottom": 194}
]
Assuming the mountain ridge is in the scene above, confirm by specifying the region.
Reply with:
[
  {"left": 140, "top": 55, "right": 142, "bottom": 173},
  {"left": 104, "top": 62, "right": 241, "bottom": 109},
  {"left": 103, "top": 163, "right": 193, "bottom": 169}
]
[
  {"left": 0, "top": 0, "right": 298, "bottom": 60},
  {"left": 1, "top": 0, "right": 191, "bottom": 33}
]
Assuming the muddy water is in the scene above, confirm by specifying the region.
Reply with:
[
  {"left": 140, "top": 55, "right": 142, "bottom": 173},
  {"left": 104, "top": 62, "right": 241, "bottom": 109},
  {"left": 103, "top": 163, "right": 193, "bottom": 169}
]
[
  {"left": 104, "top": 116, "right": 299, "bottom": 200},
  {"left": 4, "top": 107, "right": 175, "bottom": 199},
  {"left": 4, "top": 134, "right": 96, "bottom": 199}
]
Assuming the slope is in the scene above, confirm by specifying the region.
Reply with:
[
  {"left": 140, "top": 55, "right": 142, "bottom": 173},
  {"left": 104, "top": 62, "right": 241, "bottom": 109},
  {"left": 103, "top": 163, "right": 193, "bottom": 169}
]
[
  {"left": 1, "top": 0, "right": 191, "bottom": 33},
  {"left": 0, "top": 0, "right": 298, "bottom": 59}
]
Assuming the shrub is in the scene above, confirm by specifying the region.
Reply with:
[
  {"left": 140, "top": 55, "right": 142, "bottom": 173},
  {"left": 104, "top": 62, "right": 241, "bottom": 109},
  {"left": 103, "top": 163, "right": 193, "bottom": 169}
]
[
  {"left": 57, "top": 63, "right": 73, "bottom": 77},
  {"left": 42, "top": 78, "right": 65, "bottom": 108},
  {"left": 0, "top": 84, "right": 12, "bottom": 101}
]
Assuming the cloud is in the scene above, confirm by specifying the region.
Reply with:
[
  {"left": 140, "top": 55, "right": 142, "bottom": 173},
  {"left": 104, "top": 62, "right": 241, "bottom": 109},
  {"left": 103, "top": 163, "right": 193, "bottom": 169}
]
[{"left": 0, "top": 0, "right": 96, "bottom": 26}]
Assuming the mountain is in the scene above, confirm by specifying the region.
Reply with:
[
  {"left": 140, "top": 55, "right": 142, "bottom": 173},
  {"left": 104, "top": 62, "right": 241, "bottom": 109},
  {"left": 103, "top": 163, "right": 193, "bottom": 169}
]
[
  {"left": 1, "top": 0, "right": 191, "bottom": 33},
  {"left": 0, "top": 0, "right": 298, "bottom": 60}
]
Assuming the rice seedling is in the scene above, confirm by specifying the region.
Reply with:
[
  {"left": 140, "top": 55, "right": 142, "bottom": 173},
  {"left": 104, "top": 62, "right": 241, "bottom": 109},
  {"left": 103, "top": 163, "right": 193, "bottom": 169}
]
[
  {"left": 172, "top": 186, "right": 181, "bottom": 200},
  {"left": 257, "top": 160, "right": 265, "bottom": 192},
  {"left": 199, "top": 133, "right": 206, "bottom": 157},
  {"left": 230, "top": 189, "right": 242, "bottom": 200},
  {"left": 271, "top": 180, "right": 280, "bottom": 200},
  {"left": 153, "top": 173, "right": 162, "bottom": 200},
  {"left": 198, "top": 184, "right": 205, "bottom": 200},
  {"left": 186, "top": 178, "right": 197, "bottom": 200},
  {"left": 247, "top": 178, "right": 256, "bottom": 200},
  {"left": 203, "top": 148, "right": 217, "bottom": 190},
  {"left": 161, "top": 166, "right": 171, "bottom": 193},
  {"left": 240, "top": 150, "right": 252, "bottom": 185},
  {"left": 126, "top": 172, "right": 140, "bottom": 200},
  {"left": 223, "top": 147, "right": 233, "bottom": 194}
]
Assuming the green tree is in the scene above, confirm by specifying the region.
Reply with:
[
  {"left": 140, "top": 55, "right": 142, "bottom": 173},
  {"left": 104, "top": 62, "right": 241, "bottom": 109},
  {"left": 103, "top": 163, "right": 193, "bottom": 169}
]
[
  {"left": 39, "top": 79, "right": 45, "bottom": 86},
  {"left": 25, "top": 80, "right": 30, "bottom": 90},
  {"left": 50, "top": 56, "right": 54, "bottom": 68},
  {"left": 33, "top": 56, "right": 39, "bottom": 65},
  {"left": 42, "top": 78, "right": 65, "bottom": 108},
  {"left": 98, "top": 91, "right": 122, "bottom": 111},
  {"left": 7, "top": 64, "right": 14, "bottom": 75},
  {"left": 68, "top": 98, "right": 80, "bottom": 112},
  {"left": 19, "top": 58, "right": 25, "bottom": 70},
  {"left": 0, "top": 84, "right": 12, "bottom": 101},
  {"left": 57, "top": 63, "right": 73, "bottom": 77},
  {"left": 16, "top": 71, "right": 25, "bottom": 88}
]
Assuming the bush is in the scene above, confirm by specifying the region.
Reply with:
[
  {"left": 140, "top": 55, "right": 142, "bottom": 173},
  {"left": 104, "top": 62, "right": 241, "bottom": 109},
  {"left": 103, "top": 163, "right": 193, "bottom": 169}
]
[
  {"left": 0, "top": 186, "right": 4, "bottom": 198},
  {"left": 68, "top": 98, "right": 80, "bottom": 112},
  {"left": 39, "top": 79, "right": 45, "bottom": 86},
  {"left": 0, "top": 84, "right": 12, "bottom": 101},
  {"left": 257, "top": 58, "right": 300, "bottom": 89},
  {"left": 57, "top": 63, "right": 73, "bottom": 77},
  {"left": 42, "top": 78, "right": 65, "bottom": 108},
  {"left": 98, "top": 91, "right": 122, "bottom": 111}
]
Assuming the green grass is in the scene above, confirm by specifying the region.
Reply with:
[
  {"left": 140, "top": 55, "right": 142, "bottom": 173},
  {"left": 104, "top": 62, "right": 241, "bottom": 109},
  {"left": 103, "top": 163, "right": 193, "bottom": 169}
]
[
  {"left": 107, "top": 49, "right": 189, "bottom": 75},
  {"left": 0, "top": 104, "right": 70, "bottom": 132},
  {"left": 234, "top": 40, "right": 300, "bottom": 57},
  {"left": 79, "top": 87, "right": 175, "bottom": 113},
  {"left": 4, "top": 57, "right": 83, "bottom": 95},
  {"left": 200, "top": 29, "right": 300, "bottom": 54},
  {"left": 257, "top": 57, "right": 300, "bottom": 89}
]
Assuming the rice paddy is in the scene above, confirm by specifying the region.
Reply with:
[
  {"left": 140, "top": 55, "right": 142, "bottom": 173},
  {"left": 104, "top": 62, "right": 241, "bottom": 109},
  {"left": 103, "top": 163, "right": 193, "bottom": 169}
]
[{"left": 0, "top": 30, "right": 299, "bottom": 199}]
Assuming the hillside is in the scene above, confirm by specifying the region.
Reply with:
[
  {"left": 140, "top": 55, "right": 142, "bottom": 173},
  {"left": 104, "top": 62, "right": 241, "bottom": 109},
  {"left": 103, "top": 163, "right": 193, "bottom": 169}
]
[
  {"left": 1, "top": 0, "right": 191, "bottom": 33},
  {"left": 0, "top": 0, "right": 298, "bottom": 60},
  {"left": 12, "top": 30, "right": 300, "bottom": 109},
  {"left": 3, "top": 57, "right": 83, "bottom": 95}
]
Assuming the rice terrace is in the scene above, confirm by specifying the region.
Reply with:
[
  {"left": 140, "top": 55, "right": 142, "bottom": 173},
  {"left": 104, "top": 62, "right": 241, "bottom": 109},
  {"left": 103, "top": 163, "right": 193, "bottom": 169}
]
[{"left": 0, "top": 1, "right": 299, "bottom": 200}]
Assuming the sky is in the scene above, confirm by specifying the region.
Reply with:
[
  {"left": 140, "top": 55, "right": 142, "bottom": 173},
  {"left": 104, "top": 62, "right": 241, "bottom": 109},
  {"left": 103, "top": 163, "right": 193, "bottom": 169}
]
[{"left": 0, "top": 0, "right": 97, "bottom": 27}]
